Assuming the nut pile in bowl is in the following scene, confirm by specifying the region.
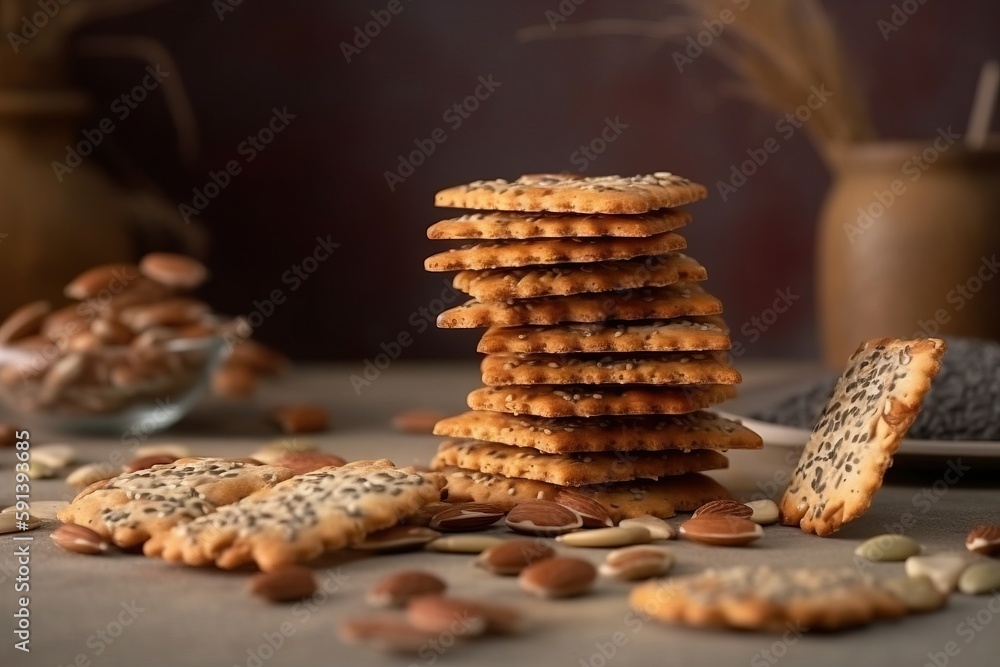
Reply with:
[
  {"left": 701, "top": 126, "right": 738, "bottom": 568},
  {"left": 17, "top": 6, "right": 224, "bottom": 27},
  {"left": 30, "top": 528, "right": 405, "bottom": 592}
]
[{"left": 0, "top": 253, "right": 284, "bottom": 432}]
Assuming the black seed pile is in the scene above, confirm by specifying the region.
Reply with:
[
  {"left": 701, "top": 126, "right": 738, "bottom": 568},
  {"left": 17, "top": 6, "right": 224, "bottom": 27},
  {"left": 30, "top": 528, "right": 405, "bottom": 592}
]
[{"left": 752, "top": 337, "right": 1000, "bottom": 441}]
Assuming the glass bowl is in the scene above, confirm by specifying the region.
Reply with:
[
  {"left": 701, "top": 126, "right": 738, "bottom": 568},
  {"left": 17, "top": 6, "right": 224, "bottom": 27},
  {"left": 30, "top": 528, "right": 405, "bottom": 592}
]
[{"left": 0, "top": 335, "right": 226, "bottom": 434}]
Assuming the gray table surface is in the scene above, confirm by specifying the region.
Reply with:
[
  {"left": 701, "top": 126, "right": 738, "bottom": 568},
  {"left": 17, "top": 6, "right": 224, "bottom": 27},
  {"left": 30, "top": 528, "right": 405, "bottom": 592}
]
[{"left": 2, "top": 362, "right": 999, "bottom": 667}]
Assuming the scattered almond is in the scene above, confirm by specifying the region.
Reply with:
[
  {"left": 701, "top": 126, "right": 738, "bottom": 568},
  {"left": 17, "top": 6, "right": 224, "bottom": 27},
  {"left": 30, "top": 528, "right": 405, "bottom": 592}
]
[
  {"left": 271, "top": 405, "right": 330, "bottom": 434},
  {"left": 270, "top": 451, "right": 346, "bottom": 475},
  {"left": 519, "top": 556, "right": 596, "bottom": 599},
  {"left": 407, "top": 596, "right": 521, "bottom": 635},
  {"left": 67, "top": 462, "right": 118, "bottom": 490},
  {"left": 599, "top": 545, "right": 674, "bottom": 581},
  {"left": 476, "top": 539, "right": 555, "bottom": 576},
  {"left": 212, "top": 362, "right": 258, "bottom": 398},
  {"left": 249, "top": 565, "right": 317, "bottom": 602},
  {"left": 554, "top": 489, "right": 613, "bottom": 528},
  {"left": 50, "top": 523, "right": 110, "bottom": 555},
  {"left": 429, "top": 503, "right": 505, "bottom": 532},
  {"left": 134, "top": 443, "right": 191, "bottom": 459},
  {"left": 966, "top": 525, "right": 1000, "bottom": 556},
  {"left": 679, "top": 515, "right": 763, "bottom": 546},
  {"left": 619, "top": 515, "right": 676, "bottom": 540},
  {"left": 557, "top": 526, "right": 651, "bottom": 548},
  {"left": 353, "top": 526, "right": 441, "bottom": 553},
  {"left": 745, "top": 499, "right": 780, "bottom": 525},
  {"left": 692, "top": 499, "right": 753, "bottom": 519},
  {"left": 425, "top": 534, "right": 505, "bottom": 554},
  {"left": 505, "top": 500, "right": 582, "bottom": 536},
  {"left": 367, "top": 570, "right": 446, "bottom": 608},
  {"left": 406, "top": 502, "right": 454, "bottom": 527},
  {"left": 338, "top": 616, "right": 438, "bottom": 654}
]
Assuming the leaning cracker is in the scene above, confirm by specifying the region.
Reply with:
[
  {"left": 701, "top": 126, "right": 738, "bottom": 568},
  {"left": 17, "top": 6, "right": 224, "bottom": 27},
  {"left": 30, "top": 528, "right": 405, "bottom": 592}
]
[
  {"left": 453, "top": 253, "right": 706, "bottom": 301},
  {"left": 440, "top": 467, "right": 732, "bottom": 520},
  {"left": 424, "top": 231, "right": 686, "bottom": 272},
  {"left": 779, "top": 338, "right": 945, "bottom": 536},
  {"left": 433, "top": 410, "right": 762, "bottom": 454},
  {"left": 478, "top": 316, "right": 730, "bottom": 354},
  {"left": 427, "top": 209, "right": 690, "bottom": 240},
  {"left": 482, "top": 351, "right": 741, "bottom": 386},
  {"left": 437, "top": 284, "right": 721, "bottom": 329},
  {"left": 434, "top": 172, "right": 707, "bottom": 214},
  {"left": 630, "top": 566, "right": 907, "bottom": 632},
  {"left": 467, "top": 384, "right": 736, "bottom": 417},
  {"left": 56, "top": 458, "right": 295, "bottom": 548},
  {"left": 432, "top": 439, "right": 728, "bottom": 486},
  {"left": 146, "top": 460, "right": 445, "bottom": 571}
]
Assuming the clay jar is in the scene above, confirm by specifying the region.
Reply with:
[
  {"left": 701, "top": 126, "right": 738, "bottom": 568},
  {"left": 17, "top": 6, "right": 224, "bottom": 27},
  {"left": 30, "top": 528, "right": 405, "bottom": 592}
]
[{"left": 817, "top": 138, "right": 1000, "bottom": 367}]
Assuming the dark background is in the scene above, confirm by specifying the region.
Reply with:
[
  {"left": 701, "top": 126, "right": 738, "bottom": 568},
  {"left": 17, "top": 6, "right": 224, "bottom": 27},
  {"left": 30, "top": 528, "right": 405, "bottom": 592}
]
[{"left": 64, "top": 0, "right": 999, "bottom": 361}]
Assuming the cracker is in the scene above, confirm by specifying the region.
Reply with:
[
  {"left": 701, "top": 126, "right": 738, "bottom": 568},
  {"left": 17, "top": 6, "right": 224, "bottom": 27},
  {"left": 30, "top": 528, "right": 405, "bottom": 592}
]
[
  {"left": 630, "top": 566, "right": 907, "bottom": 632},
  {"left": 432, "top": 410, "right": 762, "bottom": 454},
  {"left": 434, "top": 172, "right": 708, "bottom": 214},
  {"left": 467, "top": 384, "right": 737, "bottom": 417},
  {"left": 779, "top": 337, "right": 945, "bottom": 536},
  {"left": 432, "top": 439, "right": 728, "bottom": 486},
  {"left": 424, "top": 231, "right": 686, "bottom": 272},
  {"left": 427, "top": 209, "right": 690, "bottom": 240},
  {"left": 481, "top": 351, "right": 741, "bottom": 386},
  {"left": 440, "top": 467, "right": 733, "bottom": 520},
  {"left": 146, "top": 460, "right": 445, "bottom": 571},
  {"left": 437, "top": 284, "right": 721, "bottom": 329},
  {"left": 453, "top": 253, "right": 706, "bottom": 301},
  {"left": 477, "top": 316, "right": 730, "bottom": 354},
  {"left": 56, "top": 458, "right": 295, "bottom": 548}
]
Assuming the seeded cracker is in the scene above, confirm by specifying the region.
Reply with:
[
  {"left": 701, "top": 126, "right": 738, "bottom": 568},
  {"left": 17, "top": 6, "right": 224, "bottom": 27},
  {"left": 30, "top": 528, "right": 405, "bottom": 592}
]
[
  {"left": 481, "top": 351, "right": 741, "bottom": 386},
  {"left": 424, "top": 231, "right": 686, "bottom": 271},
  {"left": 434, "top": 173, "right": 708, "bottom": 214},
  {"left": 57, "top": 458, "right": 295, "bottom": 548},
  {"left": 780, "top": 338, "right": 945, "bottom": 536},
  {"left": 630, "top": 566, "right": 907, "bottom": 632},
  {"left": 147, "top": 460, "right": 445, "bottom": 571},
  {"left": 427, "top": 208, "right": 690, "bottom": 240},
  {"left": 467, "top": 384, "right": 737, "bottom": 418},
  {"left": 453, "top": 253, "right": 707, "bottom": 301},
  {"left": 432, "top": 439, "right": 728, "bottom": 486}
]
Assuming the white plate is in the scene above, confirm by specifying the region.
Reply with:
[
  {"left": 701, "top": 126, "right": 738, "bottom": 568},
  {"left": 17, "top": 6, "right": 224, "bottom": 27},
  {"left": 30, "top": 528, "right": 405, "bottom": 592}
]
[{"left": 716, "top": 377, "right": 1000, "bottom": 458}]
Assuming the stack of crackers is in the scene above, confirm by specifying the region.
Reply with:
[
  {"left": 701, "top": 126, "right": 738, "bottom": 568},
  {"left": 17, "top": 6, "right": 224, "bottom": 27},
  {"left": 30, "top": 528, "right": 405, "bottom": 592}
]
[{"left": 423, "top": 173, "right": 762, "bottom": 522}]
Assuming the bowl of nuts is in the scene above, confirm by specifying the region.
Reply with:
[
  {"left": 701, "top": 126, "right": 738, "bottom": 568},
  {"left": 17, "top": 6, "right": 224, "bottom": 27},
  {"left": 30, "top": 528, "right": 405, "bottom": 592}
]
[{"left": 0, "top": 253, "right": 249, "bottom": 434}]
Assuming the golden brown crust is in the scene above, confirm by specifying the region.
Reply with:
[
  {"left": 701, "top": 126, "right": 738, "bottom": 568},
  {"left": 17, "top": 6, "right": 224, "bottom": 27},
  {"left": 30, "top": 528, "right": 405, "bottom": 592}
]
[
  {"left": 467, "top": 384, "right": 737, "bottom": 417},
  {"left": 427, "top": 208, "right": 690, "bottom": 240},
  {"left": 480, "top": 351, "right": 742, "bottom": 386}
]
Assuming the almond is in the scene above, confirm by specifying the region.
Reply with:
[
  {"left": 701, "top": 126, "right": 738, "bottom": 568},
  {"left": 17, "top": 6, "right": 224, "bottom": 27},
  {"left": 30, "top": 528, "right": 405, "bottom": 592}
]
[
  {"left": 406, "top": 502, "right": 454, "bottom": 527},
  {"left": 519, "top": 556, "right": 597, "bottom": 599},
  {"left": 139, "top": 252, "right": 209, "bottom": 290},
  {"left": 90, "top": 318, "right": 134, "bottom": 345},
  {"left": 0, "top": 423, "right": 20, "bottom": 448},
  {"left": 366, "top": 570, "right": 446, "bottom": 608},
  {"left": 338, "top": 616, "right": 438, "bottom": 654},
  {"left": 212, "top": 362, "right": 258, "bottom": 398},
  {"left": 407, "top": 595, "right": 521, "bottom": 635},
  {"left": 271, "top": 405, "right": 330, "bottom": 434},
  {"left": 228, "top": 340, "right": 288, "bottom": 376},
  {"left": 425, "top": 534, "right": 505, "bottom": 554},
  {"left": 557, "top": 526, "right": 651, "bottom": 548},
  {"left": 249, "top": 565, "right": 317, "bottom": 602},
  {"left": 554, "top": 489, "right": 613, "bottom": 528},
  {"left": 680, "top": 515, "right": 763, "bottom": 546},
  {"left": 692, "top": 499, "right": 753, "bottom": 519},
  {"left": 391, "top": 409, "right": 448, "bottom": 434},
  {"left": 599, "top": 545, "right": 674, "bottom": 581},
  {"left": 0, "top": 300, "right": 50, "bottom": 344},
  {"left": 619, "top": 515, "right": 676, "bottom": 540},
  {"left": 429, "top": 503, "right": 505, "bottom": 532},
  {"left": 122, "top": 454, "right": 179, "bottom": 473},
  {"left": 64, "top": 264, "right": 139, "bottom": 300},
  {"left": 353, "top": 525, "right": 441, "bottom": 553},
  {"left": 118, "top": 298, "right": 209, "bottom": 331},
  {"left": 505, "top": 500, "right": 582, "bottom": 536},
  {"left": 270, "top": 451, "right": 346, "bottom": 475},
  {"left": 50, "top": 523, "right": 110, "bottom": 555},
  {"left": 476, "top": 539, "right": 555, "bottom": 575},
  {"left": 966, "top": 525, "right": 1000, "bottom": 556}
]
